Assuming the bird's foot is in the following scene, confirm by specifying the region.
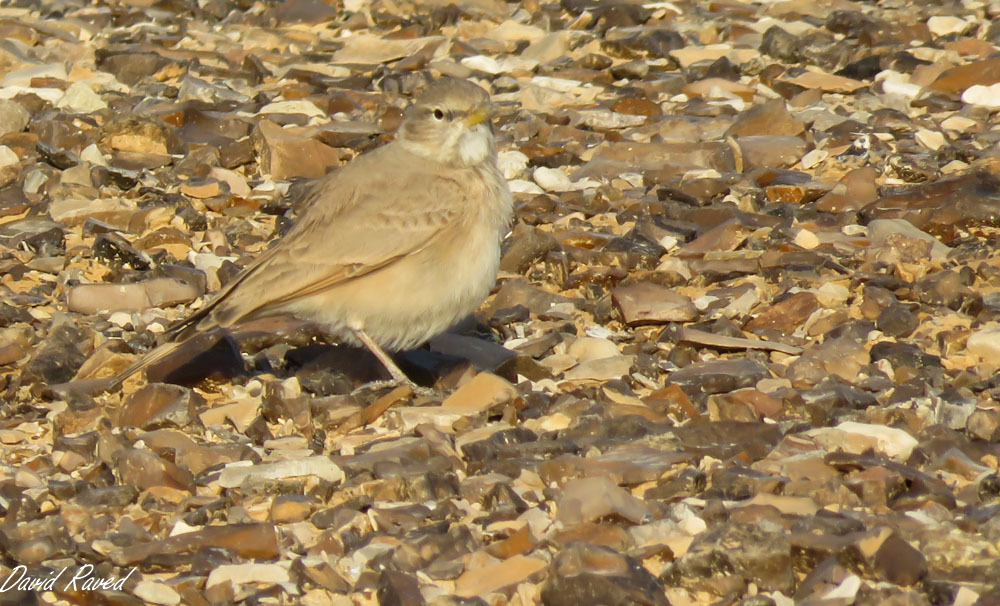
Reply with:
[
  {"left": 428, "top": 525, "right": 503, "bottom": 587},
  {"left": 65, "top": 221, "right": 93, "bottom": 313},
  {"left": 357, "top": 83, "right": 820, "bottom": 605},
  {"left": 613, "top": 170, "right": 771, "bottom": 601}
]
[{"left": 351, "top": 378, "right": 436, "bottom": 399}]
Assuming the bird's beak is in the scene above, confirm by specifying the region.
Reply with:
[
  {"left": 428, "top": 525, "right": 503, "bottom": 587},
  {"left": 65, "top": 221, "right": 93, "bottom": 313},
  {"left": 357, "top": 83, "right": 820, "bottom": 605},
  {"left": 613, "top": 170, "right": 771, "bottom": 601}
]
[{"left": 464, "top": 102, "right": 497, "bottom": 127}]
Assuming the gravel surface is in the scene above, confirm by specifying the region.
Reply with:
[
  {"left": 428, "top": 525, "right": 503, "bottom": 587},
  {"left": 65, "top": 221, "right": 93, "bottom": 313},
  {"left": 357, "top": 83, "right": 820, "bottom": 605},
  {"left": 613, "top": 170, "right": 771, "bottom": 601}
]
[{"left": 2, "top": 0, "right": 1000, "bottom": 604}]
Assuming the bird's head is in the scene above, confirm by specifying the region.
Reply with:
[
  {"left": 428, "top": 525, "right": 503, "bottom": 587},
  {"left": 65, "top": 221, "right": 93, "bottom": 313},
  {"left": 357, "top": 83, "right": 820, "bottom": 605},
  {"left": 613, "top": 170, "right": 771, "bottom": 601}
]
[{"left": 397, "top": 78, "right": 498, "bottom": 168}]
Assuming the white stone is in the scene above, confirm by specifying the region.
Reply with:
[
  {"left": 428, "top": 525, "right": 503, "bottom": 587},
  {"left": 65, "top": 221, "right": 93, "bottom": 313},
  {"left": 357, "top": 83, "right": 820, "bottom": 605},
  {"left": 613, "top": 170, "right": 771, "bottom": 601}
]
[
  {"left": 746, "top": 17, "right": 814, "bottom": 35},
  {"left": 567, "top": 336, "right": 619, "bottom": 362},
  {"left": 532, "top": 166, "right": 598, "bottom": 192},
  {"left": 524, "top": 411, "right": 572, "bottom": 432},
  {"left": 2, "top": 63, "right": 67, "bottom": 87},
  {"left": 56, "top": 81, "right": 107, "bottom": 112},
  {"left": 507, "top": 178, "right": 544, "bottom": 194},
  {"left": 881, "top": 79, "right": 921, "bottom": 98},
  {"left": 677, "top": 515, "right": 707, "bottom": 535},
  {"left": 133, "top": 581, "right": 181, "bottom": 606},
  {"left": 497, "top": 150, "right": 529, "bottom": 180},
  {"left": 0, "top": 85, "right": 63, "bottom": 103},
  {"left": 808, "top": 421, "right": 918, "bottom": 461},
  {"left": 822, "top": 575, "right": 861, "bottom": 601},
  {"left": 218, "top": 456, "right": 344, "bottom": 488},
  {"left": 915, "top": 128, "right": 947, "bottom": 151},
  {"left": 656, "top": 257, "right": 692, "bottom": 280},
  {"left": 575, "top": 109, "right": 646, "bottom": 129},
  {"left": 206, "top": 563, "right": 291, "bottom": 590},
  {"left": 941, "top": 115, "right": 977, "bottom": 132},
  {"left": 962, "top": 84, "right": 1000, "bottom": 109},
  {"left": 529, "top": 75, "right": 583, "bottom": 93},
  {"left": 79, "top": 143, "right": 108, "bottom": 166},
  {"left": 800, "top": 149, "right": 827, "bottom": 169},
  {"left": 0, "top": 145, "right": 18, "bottom": 169},
  {"left": 107, "top": 311, "right": 133, "bottom": 327},
  {"left": 562, "top": 354, "right": 635, "bottom": 382},
  {"left": 260, "top": 99, "right": 325, "bottom": 117},
  {"left": 927, "top": 15, "right": 971, "bottom": 37},
  {"left": 489, "top": 20, "right": 547, "bottom": 43},
  {"left": 968, "top": 324, "right": 1000, "bottom": 361},
  {"left": 954, "top": 587, "right": 981, "bottom": 606},
  {"left": 461, "top": 55, "right": 503, "bottom": 75},
  {"left": 722, "top": 289, "right": 759, "bottom": 317},
  {"left": 521, "top": 31, "right": 571, "bottom": 63},
  {"left": 941, "top": 159, "right": 969, "bottom": 173},
  {"left": 658, "top": 234, "right": 679, "bottom": 250},
  {"left": 815, "top": 282, "right": 850, "bottom": 306},
  {"left": 792, "top": 228, "right": 819, "bottom": 250},
  {"left": 168, "top": 520, "right": 200, "bottom": 536},
  {"left": 757, "top": 378, "right": 792, "bottom": 393},
  {"left": 210, "top": 167, "right": 250, "bottom": 197}
]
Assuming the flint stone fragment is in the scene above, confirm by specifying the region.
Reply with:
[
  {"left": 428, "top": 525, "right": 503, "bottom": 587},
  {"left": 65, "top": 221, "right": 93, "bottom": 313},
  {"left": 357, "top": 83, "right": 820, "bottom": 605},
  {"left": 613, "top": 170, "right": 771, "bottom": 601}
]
[
  {"left": 760, "top": 25, "right": 803, "bottom": 62},
  {"left": 542, "top": 543, "right": 669, "bottom": 606},
  {"left": 114, "top": 447, "right": 195, "bottom": 492},
  {"left": 807, "top": 421, "right": 918, "bottom": 461},
  {"left": 253, "top": 119, "right": 341, "bottom": 179},
  {"left": 21, "top": 324, "right": 89, "bottom": 385},
  {"left": 440, "top": 372, "right": 518, "bottom": 415},
  {"left": 737, "top": 136, "right": 809, "bottom": 169},
  {"left": 929, "top": 57, "right": 1000, "bottom": 94},
  {"left": 968, "top": 324, "right": 1000, "bottom": 362},
  {"left": 668, "top": 359, "right": 769, "bottom": 396},
  {"left": 861, "top": 171, "right": 1000, "bottom": 241},
  {"left": 867, "top": 218, "right": 951, "bottom": 261},
  {"left": 668, "top": 521, "right": 794, "bottom": 593},
  {"left": 500, "top": 223, "right": 560, "bottom": 274},
  {"left": 206, "top": 562, "right": 290, "bottom": 592},
  {"left": 0, "top": 218, "right": 65, "bottom": 254},
  {"left": 377, "top": 570, "right": 425, "bottom": 606},
  {"left": 869, "top": 341, "right": 942, "bottom": 370},
  {"left": 0, "top": 99, "right": 29, "bottom": 137},
  {"left": 93, "top": 232, "right": 150, "bottom": 270},
  {"left": 119, "top": 383, "right": 204, "bottom": 429},
  {"left": 613, "top": 282, "right": 698, "bottom": 326},
  {"left": 98, "top": 52, "right": 172, "bottom": 86},
  {"left": 454, "top": 555, "right": 547, "bottom": 598},
  {"left": 67, "top": 278, "right": 202, "bottom": 314},
  {"left": 913, "top": 270, "right": 970, "bottom": 311},
  {"left": 48, "top": 197, "right": 136, "bottom": 228},
  {"left": 744, "top": 292, "right": 819, "bottom": 336},
  {"left": 56, "top": 82, "right": 107, "bottom": 113},
  {"left": 98, "top": 115, "right": 180, "bottom": 155},
  {"left": 875, "top": 305, "right": 917, "bottom": 338},
  {"left": 872, "top": 534, "right": 927, "bottom": 586},
  {"left": 487, "top": 278, "right": 580, "bottom": 316},
  {"left": 428, "top": 333, "right": 516, "bottom": 371},
  {"left": 557, "top": 475, "right": 651, "bottom": 525},
  {"left": 679, "top": 327, "right": 801, "bottom": 355},
  {"left": 787, "top": 336, "right": 869, "bottom": 388},
  {"left": 726, "top": 99, "right": 804, "bottom": 138},
  {"left": 966, "top": 409, "right": 1000, "bottom": 442},
  {"left": 217, "top": 456, "right": 344, "bottom": 488}
]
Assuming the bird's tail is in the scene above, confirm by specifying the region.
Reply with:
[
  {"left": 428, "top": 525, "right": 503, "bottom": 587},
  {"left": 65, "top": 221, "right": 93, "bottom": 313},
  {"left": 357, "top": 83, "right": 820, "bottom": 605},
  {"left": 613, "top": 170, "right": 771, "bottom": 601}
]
[{"left": 106, "top": 339, "right": 186, "bottom": 392}]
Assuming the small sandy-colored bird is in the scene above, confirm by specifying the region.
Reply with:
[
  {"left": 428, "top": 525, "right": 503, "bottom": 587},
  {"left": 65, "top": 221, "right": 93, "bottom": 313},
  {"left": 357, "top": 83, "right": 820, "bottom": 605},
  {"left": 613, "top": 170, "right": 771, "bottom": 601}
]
[{"left": 111, "top": 78, "right": 512, "bottom": 389}]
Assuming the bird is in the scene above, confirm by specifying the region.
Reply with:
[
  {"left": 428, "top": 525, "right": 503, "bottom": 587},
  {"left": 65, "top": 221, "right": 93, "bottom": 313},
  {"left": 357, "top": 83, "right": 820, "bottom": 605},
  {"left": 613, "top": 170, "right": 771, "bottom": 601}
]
[{"left": 108, "top": 77, "right": 513, "bottom": 391}]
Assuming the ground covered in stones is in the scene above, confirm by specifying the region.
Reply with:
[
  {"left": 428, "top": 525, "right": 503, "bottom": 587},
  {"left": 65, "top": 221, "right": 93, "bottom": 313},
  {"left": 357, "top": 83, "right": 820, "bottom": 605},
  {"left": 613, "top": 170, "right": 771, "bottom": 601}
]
[{"left": 2, "top": 0, "right": 1000, "bottom": 604}]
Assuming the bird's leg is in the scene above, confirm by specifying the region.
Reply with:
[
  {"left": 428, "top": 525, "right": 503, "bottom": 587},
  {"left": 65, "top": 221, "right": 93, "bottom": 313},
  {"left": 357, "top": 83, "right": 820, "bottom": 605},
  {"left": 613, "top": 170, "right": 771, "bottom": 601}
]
[
  {"left": 349, "top": 328, "right": 437, "bottom": 398},
  {"left": 350, "top": 327, "right": 414, "bottom": 384}
]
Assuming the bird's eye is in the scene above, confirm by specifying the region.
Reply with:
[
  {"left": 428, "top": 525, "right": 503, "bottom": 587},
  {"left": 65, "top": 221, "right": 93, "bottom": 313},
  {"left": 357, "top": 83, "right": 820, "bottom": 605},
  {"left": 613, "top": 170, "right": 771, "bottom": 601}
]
[{"left": 432, "top": 109, "right": 444, "bottom": 120}]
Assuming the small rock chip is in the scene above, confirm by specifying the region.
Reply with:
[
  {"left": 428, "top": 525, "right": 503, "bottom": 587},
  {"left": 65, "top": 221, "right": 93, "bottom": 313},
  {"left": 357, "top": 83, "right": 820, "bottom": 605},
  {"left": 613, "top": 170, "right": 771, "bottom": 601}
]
[{"left": 613, "top": 282, "right": 698, "bottom": 325}]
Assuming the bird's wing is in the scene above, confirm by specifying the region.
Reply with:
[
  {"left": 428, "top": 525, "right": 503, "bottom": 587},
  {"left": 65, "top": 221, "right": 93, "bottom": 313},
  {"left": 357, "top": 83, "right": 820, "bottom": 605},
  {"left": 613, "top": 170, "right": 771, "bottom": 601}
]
[{"left": 166, "top": 146, "right": 470, "bottom": 339}]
